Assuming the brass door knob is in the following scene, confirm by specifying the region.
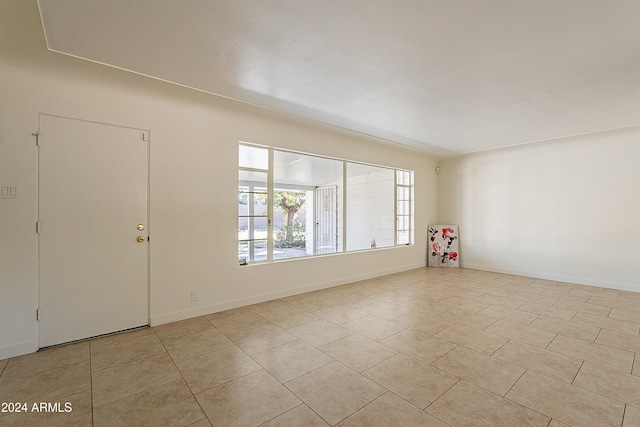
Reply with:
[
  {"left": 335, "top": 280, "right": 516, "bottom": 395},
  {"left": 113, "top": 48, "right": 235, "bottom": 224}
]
[{"left": 137, "top": 236, "right": 145, "bottom": 243}]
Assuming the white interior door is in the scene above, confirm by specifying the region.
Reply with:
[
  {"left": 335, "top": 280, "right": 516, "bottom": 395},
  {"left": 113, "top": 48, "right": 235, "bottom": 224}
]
[
  {"left": 38, "top": 115, "right": 149, "bottom": 347},
  {"left": 315, "top": 185, "right": 338, "bottom": 254}
]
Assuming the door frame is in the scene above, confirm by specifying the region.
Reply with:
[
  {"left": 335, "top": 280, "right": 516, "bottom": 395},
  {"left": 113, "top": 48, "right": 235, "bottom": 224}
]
[{"left": 36, "top": 113, "right": 151, "bottom": 347}]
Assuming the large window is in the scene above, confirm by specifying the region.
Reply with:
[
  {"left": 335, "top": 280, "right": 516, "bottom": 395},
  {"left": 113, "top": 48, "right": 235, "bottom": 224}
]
[
  {"left": 238, "top": 143, "right": 414, "bottom": 265},
  {"left": 238, "top": 145, "right": 269, "bottom": 264},
  {"left": 396, "top": 170, "right": 414, "bottom": 245},
  {"left": 346, "top": 163, "right": 395, "bottom": 251}
]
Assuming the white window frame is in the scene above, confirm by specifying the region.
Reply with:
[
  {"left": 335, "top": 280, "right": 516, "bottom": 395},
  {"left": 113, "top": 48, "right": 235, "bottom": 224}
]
[
  {"left": 238, "top": 142, "right": 414, "bottom": 265},
  {"left": 395, "top": 170, "right": 414, "bottom": 246}
]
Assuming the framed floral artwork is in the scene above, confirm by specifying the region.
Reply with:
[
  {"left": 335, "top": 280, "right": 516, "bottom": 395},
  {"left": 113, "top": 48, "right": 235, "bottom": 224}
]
[{"left": 428, "top": 225, "right": 459, "bottom": 267}]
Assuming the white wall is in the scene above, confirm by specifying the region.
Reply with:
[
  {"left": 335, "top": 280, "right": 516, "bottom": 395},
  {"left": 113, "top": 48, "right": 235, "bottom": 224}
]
[
  {"left": 437, "top": 128, "right": 640, "bottom": 290},
  {"left": 0, "top": 1, "right": 438, "bottom": 358}
]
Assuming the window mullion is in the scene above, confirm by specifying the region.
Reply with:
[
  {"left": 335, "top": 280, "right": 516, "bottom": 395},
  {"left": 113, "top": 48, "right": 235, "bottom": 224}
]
[
  {"left": 394, "top": 171, "right": 398, "bottom": 245},
  {"left": 267, "top": 148, "right": 274, "bottom": 262},
  {"left": 409, "top": 172, "right": 414, "bottom": 245},
  {"left": 342, "top": 161, "right": 347, "bottom": 252},
  {"left": 248, "top": 184, "right": 255, "bottom": 261}
]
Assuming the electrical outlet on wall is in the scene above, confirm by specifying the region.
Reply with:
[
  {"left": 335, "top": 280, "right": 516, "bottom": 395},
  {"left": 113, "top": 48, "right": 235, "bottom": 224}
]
[{"left": 191, "top": 291, "right": 199, "bottom": 302}]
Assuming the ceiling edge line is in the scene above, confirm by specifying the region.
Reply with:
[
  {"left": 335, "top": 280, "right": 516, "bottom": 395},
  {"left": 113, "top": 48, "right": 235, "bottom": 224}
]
[
  {"left": 39, "top": 47, "right": 445, "bottom": 158},
  {"left": 459, "top": 122, "right": 640, "bottom": 156},
  {"left": 35, "top": 0, "right": 50, "bottom": 48}
]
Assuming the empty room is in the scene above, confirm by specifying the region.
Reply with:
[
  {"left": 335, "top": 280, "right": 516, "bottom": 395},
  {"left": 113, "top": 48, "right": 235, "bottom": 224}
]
[{"left": 1, "top": 0, "right": 639, "bottom": 426}]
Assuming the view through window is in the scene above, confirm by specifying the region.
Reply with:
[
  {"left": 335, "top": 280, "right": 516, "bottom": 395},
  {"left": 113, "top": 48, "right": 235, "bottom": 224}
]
[{"left": 238, "top": 143, "right": 413, "bottom": 264}]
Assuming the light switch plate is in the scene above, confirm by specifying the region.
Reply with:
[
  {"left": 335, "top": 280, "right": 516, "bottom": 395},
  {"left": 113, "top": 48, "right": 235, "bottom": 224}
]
[{"left": 0, "top": 185, "right": 19, "bottom": 198}]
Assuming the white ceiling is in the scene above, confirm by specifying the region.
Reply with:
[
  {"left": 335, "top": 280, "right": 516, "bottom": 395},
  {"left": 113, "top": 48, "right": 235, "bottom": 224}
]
[{"left": 37, "top": 0, "right": 640, "bottom": 155}]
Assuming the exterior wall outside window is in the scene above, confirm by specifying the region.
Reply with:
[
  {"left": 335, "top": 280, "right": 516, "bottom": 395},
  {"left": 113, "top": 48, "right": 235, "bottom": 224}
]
[{"left": 238, "top": 143, "right": 414, "bottom": 264}]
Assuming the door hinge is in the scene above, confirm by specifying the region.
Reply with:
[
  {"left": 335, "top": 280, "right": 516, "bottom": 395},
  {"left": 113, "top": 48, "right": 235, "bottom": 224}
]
[
  {"left": 32, "top": 132, "right": 40, "bottom": 146},
  {"left": 36, "top": 221, "right": 40, "bottom": 234},
  {"left": 36, "top": 309, "right": 40, "bottom": 321},
  {"left": 142, "top": 132, "right": 150, "bottom": 142}
]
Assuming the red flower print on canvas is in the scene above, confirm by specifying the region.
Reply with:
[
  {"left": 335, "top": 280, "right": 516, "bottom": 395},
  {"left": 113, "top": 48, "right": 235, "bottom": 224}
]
[
  {"left": 429, "top": 225, "right": 459, "bottom": 267},
  {"left": 432, "top": 242, "right": 441, "bottom": 256},
  {"left": 442, "top": 228, "right": 456, "bottom": 238}
]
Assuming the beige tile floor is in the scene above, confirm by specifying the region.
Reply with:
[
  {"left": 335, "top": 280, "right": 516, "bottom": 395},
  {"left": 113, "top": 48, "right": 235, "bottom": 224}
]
[{"left": 2, "top": 267, "right": 640, "bottom": 426}]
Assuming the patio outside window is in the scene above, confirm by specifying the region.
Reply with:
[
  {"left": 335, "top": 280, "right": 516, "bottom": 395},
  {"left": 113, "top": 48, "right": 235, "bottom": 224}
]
[{"left": 238, "top": 143, "right": 413, "bottom": 265}]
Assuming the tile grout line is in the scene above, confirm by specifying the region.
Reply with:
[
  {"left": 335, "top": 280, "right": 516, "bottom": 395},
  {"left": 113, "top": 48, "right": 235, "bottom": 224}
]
[
  {"left": 7, "top": 268, "right": 640, "bottom": 426},
  {"left": 571, "top": 360, "right": 585, "bottom": 385},
  {"left": 279, "top": 370, "right": 334, "bottom": 426},
  {"left": 594, "top": 327, "right": 603, "bottom": 344},
  {"left": 423, "top": 377, "right": 462, "bottom": 417},
  {"left": 90, "top": 335, "right": 187, "bottom": 419},
  {"left": 152, "top": 326, "right": 211, "bottom": 427}
]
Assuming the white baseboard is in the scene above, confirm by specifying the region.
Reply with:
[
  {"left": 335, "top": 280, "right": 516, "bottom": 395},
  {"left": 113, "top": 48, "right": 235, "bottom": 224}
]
[
  {"left": 151, "top": 262, "right": 426, "bottom": 326},
  {"left": 0, "top": 340, "right": 38, "bottom": 360},
  {"left": 461, "top": 262, "right": 640, "bottom": 293}
]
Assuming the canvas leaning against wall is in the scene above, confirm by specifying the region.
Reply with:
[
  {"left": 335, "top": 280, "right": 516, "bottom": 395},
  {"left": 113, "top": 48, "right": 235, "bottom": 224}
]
[{"left": 428, "top": 225, "right": 459, "bottom": 267}]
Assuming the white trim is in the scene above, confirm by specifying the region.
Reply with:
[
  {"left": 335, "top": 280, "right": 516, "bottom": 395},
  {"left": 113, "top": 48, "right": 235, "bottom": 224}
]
[
  {"left": 151, "top": 262, "right": 426, "bottom": 326},
  {"left": 461, "top": 262, "right": 640, "bottom": 293},
  {"left": 267, "top": 148, "right": 274, "bottom": 262}
]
